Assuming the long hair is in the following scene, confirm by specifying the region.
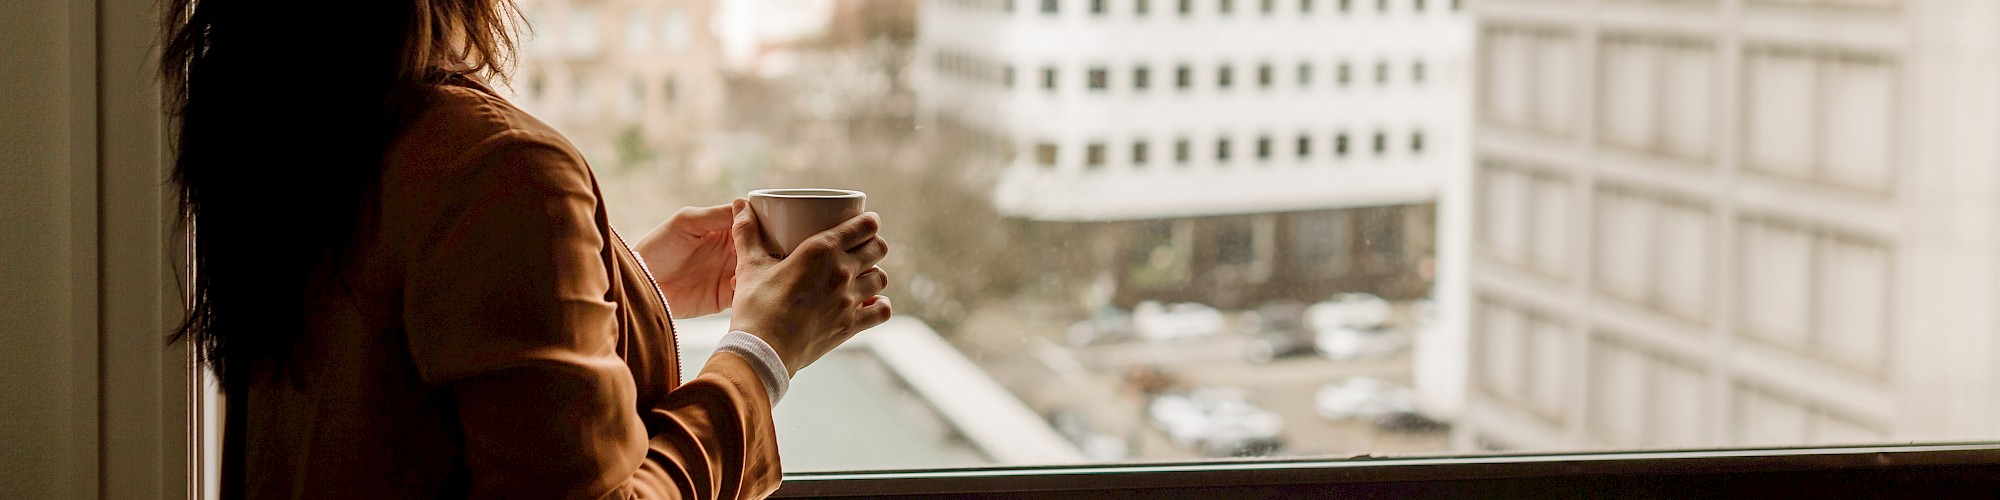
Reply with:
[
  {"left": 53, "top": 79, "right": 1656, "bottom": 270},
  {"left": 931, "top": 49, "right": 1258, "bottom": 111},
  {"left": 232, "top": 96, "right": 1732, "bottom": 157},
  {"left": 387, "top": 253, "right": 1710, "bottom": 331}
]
[{"left": 162, "top": 0, "right": 521, "bottom": 391}]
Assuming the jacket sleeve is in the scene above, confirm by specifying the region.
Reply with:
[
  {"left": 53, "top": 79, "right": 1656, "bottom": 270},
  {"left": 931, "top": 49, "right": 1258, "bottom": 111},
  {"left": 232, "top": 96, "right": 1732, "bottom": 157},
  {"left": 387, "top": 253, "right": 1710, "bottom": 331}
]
[{"left": 399, "top": 129, "right": 783, "bottom": 499}]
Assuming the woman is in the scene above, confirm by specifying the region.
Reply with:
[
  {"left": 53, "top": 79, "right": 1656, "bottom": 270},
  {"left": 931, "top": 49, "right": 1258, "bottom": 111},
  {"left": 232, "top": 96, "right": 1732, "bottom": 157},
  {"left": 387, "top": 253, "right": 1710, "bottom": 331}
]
[{"left": 160, "top": 1, "right": 890, "bottom": 498}]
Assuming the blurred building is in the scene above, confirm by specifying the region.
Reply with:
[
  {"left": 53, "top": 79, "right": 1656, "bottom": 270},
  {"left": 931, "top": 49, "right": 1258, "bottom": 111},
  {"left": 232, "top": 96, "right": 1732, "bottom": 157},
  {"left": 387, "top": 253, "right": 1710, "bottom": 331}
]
[
  {"left": 511, "top": 0, "right": 728, "bottom": 182},
  {"left": 915, "top": 0, "right": 1473, "bottom": 307},
  {"left": 1461, "top": 0, "right": 2000, "bottom": 451}
]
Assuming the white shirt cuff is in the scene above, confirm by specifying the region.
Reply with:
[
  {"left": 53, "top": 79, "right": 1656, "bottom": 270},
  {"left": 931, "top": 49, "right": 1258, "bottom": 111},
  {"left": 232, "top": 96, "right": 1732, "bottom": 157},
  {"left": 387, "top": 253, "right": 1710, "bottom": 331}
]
[{"left": 714, "top": 330, "right": 790, "bottom": 406}]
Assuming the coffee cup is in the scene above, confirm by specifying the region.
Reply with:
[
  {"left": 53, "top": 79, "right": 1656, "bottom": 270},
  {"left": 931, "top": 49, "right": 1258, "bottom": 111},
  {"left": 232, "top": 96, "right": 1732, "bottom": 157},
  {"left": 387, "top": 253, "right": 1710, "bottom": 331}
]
[{"left": 747, "top": 188, "right": 867, "bottom": 256}]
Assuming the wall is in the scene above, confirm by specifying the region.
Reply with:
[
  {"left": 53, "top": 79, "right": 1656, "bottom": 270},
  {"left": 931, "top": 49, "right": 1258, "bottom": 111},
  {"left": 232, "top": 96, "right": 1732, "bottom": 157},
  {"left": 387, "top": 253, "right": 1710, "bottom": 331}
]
[{"left": 0, "top": 0, "right": 197, "bottom": 497}]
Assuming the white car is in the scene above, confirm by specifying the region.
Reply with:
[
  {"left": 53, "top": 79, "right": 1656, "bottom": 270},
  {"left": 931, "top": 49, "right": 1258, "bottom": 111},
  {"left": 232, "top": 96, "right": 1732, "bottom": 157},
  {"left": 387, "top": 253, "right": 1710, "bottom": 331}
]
[
  {"left": 1313, "top": 325, "right": 1409, "bottom": 361},
  {"left": 1132, "top": 301, "right": 1226, "bottom": 342},
  {"left": 1314, "top": 377, "right": 1417, "bottom": 421},
  {"left": 1305, "top": 293, "right": 1393, "bottom": 332},
  {"left": 1146, "top": 387, "right": 1285, "bottom": 457}
]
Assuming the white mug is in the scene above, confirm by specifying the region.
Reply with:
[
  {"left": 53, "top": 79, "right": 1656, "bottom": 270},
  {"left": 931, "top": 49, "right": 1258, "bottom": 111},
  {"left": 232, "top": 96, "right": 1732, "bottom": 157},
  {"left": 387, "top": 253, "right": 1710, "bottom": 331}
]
[{"left": 747, "top": 188, "right": 867, "bottom": 256}]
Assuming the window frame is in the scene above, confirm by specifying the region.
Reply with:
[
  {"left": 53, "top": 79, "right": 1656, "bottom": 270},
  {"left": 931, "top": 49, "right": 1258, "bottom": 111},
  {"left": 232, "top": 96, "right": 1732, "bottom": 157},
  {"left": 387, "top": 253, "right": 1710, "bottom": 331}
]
[{"left": 769, "top": 444, "right": 2000, "bottom": 498}]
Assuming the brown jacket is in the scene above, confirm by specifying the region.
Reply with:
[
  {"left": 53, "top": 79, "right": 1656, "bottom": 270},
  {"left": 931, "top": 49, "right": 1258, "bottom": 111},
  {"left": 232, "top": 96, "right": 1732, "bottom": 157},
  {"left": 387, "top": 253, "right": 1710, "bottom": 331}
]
[{"left": 222, "top": 78, "right": 782, "bottom": 499}]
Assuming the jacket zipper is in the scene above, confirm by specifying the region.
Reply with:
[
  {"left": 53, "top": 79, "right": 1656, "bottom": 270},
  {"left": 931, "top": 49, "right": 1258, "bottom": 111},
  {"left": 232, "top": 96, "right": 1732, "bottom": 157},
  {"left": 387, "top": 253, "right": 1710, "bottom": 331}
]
[{"left": 607, "top": 226, "right": 681, "bottom": 387}]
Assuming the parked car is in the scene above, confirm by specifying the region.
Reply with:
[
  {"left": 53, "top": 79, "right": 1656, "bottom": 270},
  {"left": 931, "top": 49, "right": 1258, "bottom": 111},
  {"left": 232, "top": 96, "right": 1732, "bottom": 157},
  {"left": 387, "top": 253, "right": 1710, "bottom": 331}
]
[
  {"left": 1372, "top": 411, "right": 1451, "bottom": 434},
  {"left": 1314, "top": 377, "right": 1417, "bottom": 421},
  {"left": 1067, "top": 306, "right": 1135, "bottom": 346},
  {"left": 1313, "top": 324, "right": 1409, "bottom": 361},
  {"left": 1305, "top": 292, "right": 1393, "bottom": 332},
  {"left": 1132, "top": 301, "right": 1226, "bottom": 342},
  {"left": 1147, "top": 386, "right": 1286, "bottom": 457},
  {"left": 1241, "top": 302, "right": 1315, "bottom": 363}
]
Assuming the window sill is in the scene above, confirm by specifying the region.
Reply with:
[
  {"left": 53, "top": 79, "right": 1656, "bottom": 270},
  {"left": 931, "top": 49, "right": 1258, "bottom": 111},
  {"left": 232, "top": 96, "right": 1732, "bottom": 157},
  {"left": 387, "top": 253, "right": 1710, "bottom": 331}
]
[{"left": 774, "top": 443, "right": 2000, "bottom": 498}]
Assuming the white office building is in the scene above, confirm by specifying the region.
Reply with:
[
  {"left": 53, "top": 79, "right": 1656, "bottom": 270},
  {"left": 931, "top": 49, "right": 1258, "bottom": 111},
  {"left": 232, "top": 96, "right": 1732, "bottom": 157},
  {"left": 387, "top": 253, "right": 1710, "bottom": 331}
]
[
  {"left": 915, "top": 0, "right": 1473, "bottom": 327},
  {"left": 1463, "top": 0, "right": 2000, "bottom": 451}
]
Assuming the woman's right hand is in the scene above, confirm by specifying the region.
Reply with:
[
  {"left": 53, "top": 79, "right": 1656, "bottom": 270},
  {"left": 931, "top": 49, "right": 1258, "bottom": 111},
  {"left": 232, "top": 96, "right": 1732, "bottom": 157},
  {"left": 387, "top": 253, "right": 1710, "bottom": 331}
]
[{"left": 726, "top": 198, "right": 892, "bottom": 377}]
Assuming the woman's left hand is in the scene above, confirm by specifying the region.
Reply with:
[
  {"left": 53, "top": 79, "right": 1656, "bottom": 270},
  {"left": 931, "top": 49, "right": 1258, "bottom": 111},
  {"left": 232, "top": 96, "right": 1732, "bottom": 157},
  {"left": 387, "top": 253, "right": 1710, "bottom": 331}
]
[{"left": 635, "top": 204, "right": 737, "bottom": 319}]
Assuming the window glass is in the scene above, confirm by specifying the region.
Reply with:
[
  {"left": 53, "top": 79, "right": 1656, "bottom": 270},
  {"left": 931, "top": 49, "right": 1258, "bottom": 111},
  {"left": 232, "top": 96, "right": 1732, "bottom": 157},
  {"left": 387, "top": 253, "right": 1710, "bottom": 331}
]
[{"left": 506, "top": 0, "right": 2000, "bottom": 476}]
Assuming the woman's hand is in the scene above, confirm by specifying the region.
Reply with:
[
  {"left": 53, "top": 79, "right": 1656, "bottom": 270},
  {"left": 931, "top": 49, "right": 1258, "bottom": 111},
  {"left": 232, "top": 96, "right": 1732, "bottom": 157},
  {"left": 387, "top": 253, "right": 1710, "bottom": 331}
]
[
  {"left": 727, "top": 198, "right": 892, "bottom": 377},
  {"left": 635, "top": 204, "right": 738, "bottom": 319}
]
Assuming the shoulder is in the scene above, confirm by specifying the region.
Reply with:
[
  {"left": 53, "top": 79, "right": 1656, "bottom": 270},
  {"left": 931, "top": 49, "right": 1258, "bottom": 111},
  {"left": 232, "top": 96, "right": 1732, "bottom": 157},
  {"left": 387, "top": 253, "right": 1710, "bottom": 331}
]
[{"left": 384, "top": 79, "right": 587, "bottom": 183}]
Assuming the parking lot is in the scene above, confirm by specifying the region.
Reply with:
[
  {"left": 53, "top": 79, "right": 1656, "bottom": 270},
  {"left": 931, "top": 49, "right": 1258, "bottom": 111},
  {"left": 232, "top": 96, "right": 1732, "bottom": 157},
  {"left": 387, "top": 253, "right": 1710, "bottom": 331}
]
[{"left": 947, "top": 299, "right": 1452, "bottom": 463}]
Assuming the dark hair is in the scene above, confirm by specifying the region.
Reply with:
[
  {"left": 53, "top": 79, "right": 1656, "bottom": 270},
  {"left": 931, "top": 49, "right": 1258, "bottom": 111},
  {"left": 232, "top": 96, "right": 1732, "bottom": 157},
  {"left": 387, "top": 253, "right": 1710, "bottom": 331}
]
[{"left": 162, "top": 0, "right": 521, "bottom": 390}]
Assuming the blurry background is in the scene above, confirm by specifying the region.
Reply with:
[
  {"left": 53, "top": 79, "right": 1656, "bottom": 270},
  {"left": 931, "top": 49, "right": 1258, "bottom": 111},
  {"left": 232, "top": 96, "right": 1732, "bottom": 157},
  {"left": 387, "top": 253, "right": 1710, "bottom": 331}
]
[{"left": 502, "top": 0, "right": 2000, "bottom": 471}]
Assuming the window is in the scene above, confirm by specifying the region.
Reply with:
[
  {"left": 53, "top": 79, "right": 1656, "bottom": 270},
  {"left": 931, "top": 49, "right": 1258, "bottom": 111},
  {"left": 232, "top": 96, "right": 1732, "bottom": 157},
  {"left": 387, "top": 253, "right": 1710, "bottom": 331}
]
[
  {"left": 1042, "top": 0, "right": 1059, "bottom": 13},
  {"left": 662, "top": 76, "right": 678, "bottom": 107},
  {"left": 487, "top": 0, "right": 2000, "bottom": 490}
]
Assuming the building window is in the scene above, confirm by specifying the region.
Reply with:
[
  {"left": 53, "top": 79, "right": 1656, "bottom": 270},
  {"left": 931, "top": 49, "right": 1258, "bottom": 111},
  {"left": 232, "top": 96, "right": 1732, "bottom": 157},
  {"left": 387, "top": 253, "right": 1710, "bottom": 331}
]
[
  {"left": 1216, "top": 137, "right": 1233, "bottom": 162},
  {"left": 1453, "top": 0, "right": 1461, "bottom": 10},
  {"left": 1337, "top": 62, "right": 1351, "bottom": 86},
  {"left": 1376, "top": 0, "right": 1387, "bottom": 12},
  {"left": 1132, "top": 141, "right": 1150, "bottom": 166},
  {"left": 1413, "top": 60, "right": 1426, "bottom": 84},
  {"left": 1372, "top": 131, "right": 1387, "bottom": 155},
  {"left": 1179, "top": 0, "right": 1193, "bottom": 14},
  {"left": 1257, "top": 64, "right": 1274, "bottom": 88},
  {"left": 1043, "top": 66, "right": 1058, "bottom": 91},
  {"left": 1042, "top": 0, "right": 1059, "bottom": 14},
  {"left": 1414, "top": 0, "right": 1425, "bottom": 12},
  {"left": 1219, "top": 0, "right": 1234, "bottom": 14},
  {"left": 1006, "top": 0, "right": 1016, "bottom": 11},
  {"left": 1375, "top": 60, "right": 1388, "bottom": 85},
  {"left": 1091, "top": 0, "right": 1107, "bottom": 13},
  {"left": 1004, "top": 65, "right": 1015, "bottom": 88},
  {"left": 1296, "top": 134, "right": 1311, "bottom": 158},
  {"left": 1136, "top": 0, "right": 1151, "bottom": 14},
  {"left": 1297, "top": 63, "right": 1312, "bottom": 87},
  {"left": 1133, "top": 66, "right": 1151, "bottom": 90},
  {"left": 1339, "top": 0, "right": 1351, "bottom": 12},
  {"left": 1218, "top": 65, "right": 1234, "bottom": 89},
  {"left": 1260, "top": 0, "right": 1275, "bottom": 14},
  {"left": 1176, "top": 65, "right": 1193, "bottom": 89},
  {"left": 662, "top": 76, "right": 678, "bottom": 106},
  {"left": 1335, "top": 132, "right": 1350, "bottom": 157},
  {"left": 1036, "top": 143, "right": 1059, "bottom": 168},
  {"left": 1411, "top": 131, "right": 1425, "bottom": 154},
  {"left": 1174, "top": 138, "right": 1192, "bottom": 164},
  {"left": 1086, "top": 142, "right": 1106, "bottom": 168},
  {"left": 1256, "top": 136, "right": 1272, "bottom": 160},
  {"left": 1088, "top": 68, "right": 1108, "bottom": 91},
  {"left": 1300, "top": 0, "right": 1313, "bottom": 13}
]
